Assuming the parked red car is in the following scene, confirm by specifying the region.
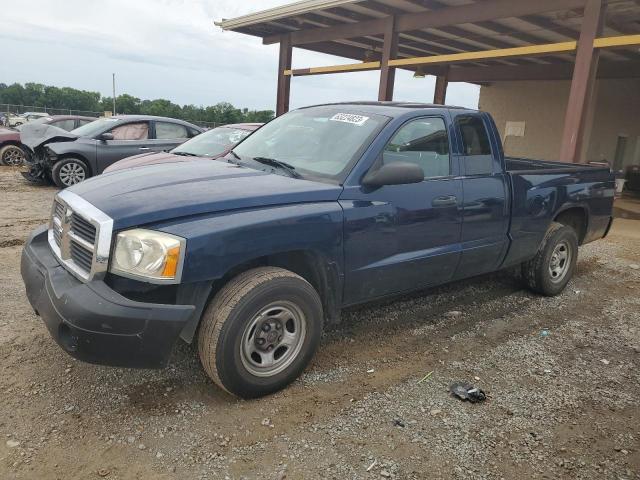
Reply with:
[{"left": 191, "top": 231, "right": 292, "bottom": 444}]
[
  {"left": 104, "top": 123, "right": 262, "bottom": 173},
  {"left": 0, "top": 115, "right": 95, "bottom": 166}
]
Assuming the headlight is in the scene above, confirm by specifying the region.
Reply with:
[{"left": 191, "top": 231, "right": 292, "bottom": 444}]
[{"left": 110, "top": 229, "right": 185, "bottom": 283}]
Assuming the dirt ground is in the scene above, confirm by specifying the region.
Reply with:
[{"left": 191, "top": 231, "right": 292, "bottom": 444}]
[{"left": 1, "top": 166, "right": 639, "bottom": 480}]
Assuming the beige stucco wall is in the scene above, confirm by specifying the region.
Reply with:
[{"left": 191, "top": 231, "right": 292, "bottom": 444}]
[{"left": 478, "top": 78, "right": 640, "bottom": 168}]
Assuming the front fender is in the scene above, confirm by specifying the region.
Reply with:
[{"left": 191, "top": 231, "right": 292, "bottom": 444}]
[{"left": 150, "top": 202, "right": 345, "bottom": 285}]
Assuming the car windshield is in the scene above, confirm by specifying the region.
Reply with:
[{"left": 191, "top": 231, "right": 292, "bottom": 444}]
[
  {"left": 231, "top": 106, "right": 389, "bottom": 182},
  {"left": 172, "top": 126, "right": 253, "bottom": 157},
  {"left": 71, "top": 118, "right": 121, "bottom": 137}
]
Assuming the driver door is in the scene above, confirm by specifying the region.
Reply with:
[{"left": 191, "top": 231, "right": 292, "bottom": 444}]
[
  {"left": 340, "top": 116, "right": 463, "bottom": 304},
  {"left": 95, "top": 121, "right": 153, "bottom": 173}
]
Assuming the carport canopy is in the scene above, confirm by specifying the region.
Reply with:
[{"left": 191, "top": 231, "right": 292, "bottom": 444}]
[{"left": 216, "top": 0, "right": 640, "bottom": 162}]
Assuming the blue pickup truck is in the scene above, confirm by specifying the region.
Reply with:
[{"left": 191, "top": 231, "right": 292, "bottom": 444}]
[{"left": 21, "top": 102, "right": 614, "bottom": 398}]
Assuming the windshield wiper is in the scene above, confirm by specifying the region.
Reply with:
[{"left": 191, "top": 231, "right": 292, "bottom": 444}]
[
  {"left": 252, "top": 157, "right": 301, "bottom": 178},
  {"left": 172, "top": 151, "right": 198, "bottom": 157}
]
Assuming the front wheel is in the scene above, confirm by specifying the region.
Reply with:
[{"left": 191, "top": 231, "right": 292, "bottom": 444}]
[
  {"left": 198, "top": 267, "right": 323, "bottom": 398},
  {"left": 51, "top": 158, "right": 90, "bottom": 188},
  {"left": 522, "top": 222, "right": 578, "bottom": 296}
]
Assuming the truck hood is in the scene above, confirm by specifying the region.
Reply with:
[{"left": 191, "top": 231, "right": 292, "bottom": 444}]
[
  {"left": 69, "top": 159, "right": 343, "bottom": 229},
  {"left": 20, "top": 123, "right": 78, "bottom": 150}
]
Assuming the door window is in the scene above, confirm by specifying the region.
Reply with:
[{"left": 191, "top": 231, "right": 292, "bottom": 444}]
[
  {"left": 456, "top": 115, "right": 493, "bottom": 175},
  {"left": 109, "top": 122, "right": 149, "bottom": 140},
  {"left": 156, "top": 122, "right": 189, "bottom": 139},
  {"left": 383, "top": 117, "right": 450, "bottom": 178}
]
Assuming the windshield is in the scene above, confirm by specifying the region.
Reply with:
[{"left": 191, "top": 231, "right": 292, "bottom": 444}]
[
  {"left": 172, "top": 126, "right": 254, "bottom": 157},
  {"left": 231, "top": 106, "right": 388, "bottom": 182},
  {"left": 71, "top": 118, "right": 121, "bottom": 137}
]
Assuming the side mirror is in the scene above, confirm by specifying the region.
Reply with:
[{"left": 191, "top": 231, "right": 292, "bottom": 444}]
[
  {"left": 98, "top": 132, "right": 114, "bottom": 142},
  {"left": 362, "top": 161, "right": 424, "bottom": 188}
]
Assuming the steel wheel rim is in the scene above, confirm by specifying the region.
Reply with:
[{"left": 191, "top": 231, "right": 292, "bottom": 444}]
[
  {"left": 59, "top": 162, "right": 86, "bottom": 186},
  {"left": 549, "top": 241, "right": 571, "bottom": 283},
  {"left": 240, "top": 301, "right": 306, "bottom": 377},
  {"left": 3, "top": 147, "right": 25, "bottom": 166}
]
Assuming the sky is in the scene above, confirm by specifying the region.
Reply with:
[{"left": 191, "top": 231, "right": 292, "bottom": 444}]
[{"left": 1, "top": 0, "right": 480, "bottom": 111}]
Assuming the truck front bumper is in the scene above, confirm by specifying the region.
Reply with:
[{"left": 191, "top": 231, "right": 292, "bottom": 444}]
[{"left": 20, "top": 226, "right": 195, "bottom": 368}]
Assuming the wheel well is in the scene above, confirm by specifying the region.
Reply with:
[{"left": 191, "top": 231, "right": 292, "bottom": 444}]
[
  {"left": 210, "top": 251, "right": 340, "bottom": 325},
  {"left": 0, "top": 141, "right": 24, "bottom": 149},
  {"left": 554, "top": 208, "right": 587, "bottom": 244}
]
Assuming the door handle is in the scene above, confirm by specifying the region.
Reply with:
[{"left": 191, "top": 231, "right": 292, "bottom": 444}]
[
  {"left": 139, "top": 147, "right": 150, "bottom": 151},
  {"left": 432, "top": 195, "right": 458, "bottom": 207}
]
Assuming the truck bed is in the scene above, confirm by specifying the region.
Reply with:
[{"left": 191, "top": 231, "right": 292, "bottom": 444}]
[{"left": 501, "top": 156, "right": 615, "bottom": 269}]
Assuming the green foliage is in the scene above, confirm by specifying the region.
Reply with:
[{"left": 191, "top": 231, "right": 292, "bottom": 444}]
[{"left": 0, "top": 82, "right": 274, "bottom": 125}]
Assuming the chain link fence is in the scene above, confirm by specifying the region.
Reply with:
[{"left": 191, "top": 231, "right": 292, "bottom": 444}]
[
  {"left": 0, "top": 104, "right": 224, "bottom": 129},
  {"left": 0, "top": 104, "right": 102, "bottom": 118}
]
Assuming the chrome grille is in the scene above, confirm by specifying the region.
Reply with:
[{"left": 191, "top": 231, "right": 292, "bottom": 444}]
[
  {"left": 70, "top": 213, "right": 96, "bottom": 243},
  {"left": 70, "top": 240, "right": 93, "bottom": 271},
  {"left": 48, "top": 190, "right": 113, "bottom": 282}
]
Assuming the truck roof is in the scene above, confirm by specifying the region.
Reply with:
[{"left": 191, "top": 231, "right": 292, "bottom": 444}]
[{"left": 300, "top": 101, "right": 474, "bottom": 117}]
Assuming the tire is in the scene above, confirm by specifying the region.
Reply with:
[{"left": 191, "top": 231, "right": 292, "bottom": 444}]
[
  {"left": 198, "top": 267, "right": 323, "bottom": 398},
  {"left": 521, "top": 222, "right": 578, "bottom": 296},
  {"left": 0, "top": 144, "right": 26, "bottom": 166},
  {"left": 51, "top": 158, "right": 90, "bottom": 188}
]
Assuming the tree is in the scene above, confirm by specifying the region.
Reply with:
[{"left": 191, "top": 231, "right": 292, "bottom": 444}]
[{"left": 0, "top": 81, "right": 274, "bottom": 124}]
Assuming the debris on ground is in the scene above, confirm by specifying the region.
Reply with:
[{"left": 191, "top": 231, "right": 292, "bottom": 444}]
[
  {"left": 449, "top": 382, "right": 487, "bottom": 403},
  {"left": 417, "top": 370, "right": 433, "bottom": 384},
  {"left": 392, "top": 418, "right": 405, "bottom": 428},
  {"left": 366, "top": 459, "right": 377, "bottom": 472}
]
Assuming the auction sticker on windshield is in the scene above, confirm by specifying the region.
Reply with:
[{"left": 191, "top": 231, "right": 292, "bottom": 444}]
[{"left": 329, "top": 113, "right": 369, "bottom": 126}]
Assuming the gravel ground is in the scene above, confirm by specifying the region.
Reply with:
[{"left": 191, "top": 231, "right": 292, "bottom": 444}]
[{"left": 0, "top": 167, "right": 639, "bottom": 480}]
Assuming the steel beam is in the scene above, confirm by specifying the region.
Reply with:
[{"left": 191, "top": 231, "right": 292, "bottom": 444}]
[
  {"left": 433, "top": 67, "right": 449, "bottom": 104},
  {"left": 378, "top": 16, "right": 398, "bottom": 101},
  {"left": 559, "top": 0, "right": 605, "bottom": 163},
  {"left": 282, "top": 35, "right": 640, "bottom": 76},
  {"left": 276, "top": 34, "right": 292, "bottom": 116}
]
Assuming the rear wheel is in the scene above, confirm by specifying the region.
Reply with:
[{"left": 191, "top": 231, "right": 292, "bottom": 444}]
[
  {"left": 52, "top": 158, "right": 90, "bottom": 188},
  {"left": 522, "top": 222, "right": 578, "bottom": 296},
  {"left": 198, "top": 267, "right": 323, "bottom": 398},
  {"left": 0, "top": 145, "right": 26, "bottom": 166}
]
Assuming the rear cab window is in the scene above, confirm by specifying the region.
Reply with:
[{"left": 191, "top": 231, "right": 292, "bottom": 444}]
[{"left": 456, "top": 115, "right": 493, "bottom": 175}]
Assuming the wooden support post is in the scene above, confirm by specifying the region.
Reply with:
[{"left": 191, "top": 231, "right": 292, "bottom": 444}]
[
  {"left": 559, "top": 0, "right": 605, "bottom": 163},
  {"left": 378, "top": 16, "right": 398, "bottom": 101},
  {"left": 433, "top": 67, "right": 449, "bottom": 104},
  {"left": 276, "top": 34, "right": 292, "bottom": 116}
]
